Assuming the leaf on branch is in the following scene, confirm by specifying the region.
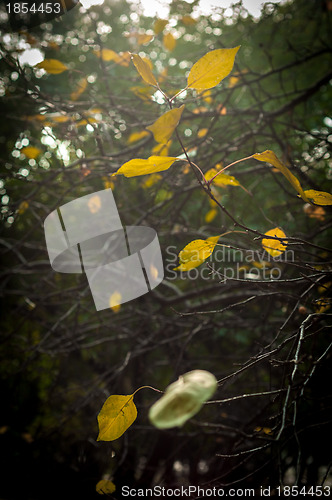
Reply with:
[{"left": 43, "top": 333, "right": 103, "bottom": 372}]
[
  {"left": 163, "top": 32, "right": 176, "bottom": 51},
  {"left": 174, "top": 235, "right": 221, "bottom": 271},
  {"left": 302, "top": 189, "right": 332, "bottom": 206},
  {"left": 205, "top": 168, "right": 243, "bottom": 189},
  {"left": 36, "top": 59, "right": 68, "bottom": 74},
  {"left": 93, "top": 48, "right": 118, "bottom": 61},
  {"left": 97, "top": 394, "right": 137, "bottom": 441},
  {"left": 131, "top": 54, "right": 158, "bottom": 87},
  {"left": 252, "top": 150, "right": 310, "bottom": 203},
  {"left": 262, "top": 227, "right": 288, "bottom": 257},
  {"left": 70, "top": 77, "right": 88, "bottom": 101},
  {"left": 149, "top": 370, "right": 217, "bottom": 429},
  {"left": 115, "top": 156, "right": 178, "bottom": 177},
  {"left": 96, "top": 479, "right": 116, "bottom": 495},
  {"left": 187, "top": 47, "right": 240, "bottom": 91},
  {"left": 147, "top": 105, "right": 185, "bottom": 144}
]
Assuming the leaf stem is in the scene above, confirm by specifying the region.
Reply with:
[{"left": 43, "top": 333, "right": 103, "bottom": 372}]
[{"left": 207, "top": 155, "right": 254, "bottom": 187}]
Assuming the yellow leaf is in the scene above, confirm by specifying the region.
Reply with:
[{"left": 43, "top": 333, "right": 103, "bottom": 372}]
[
  {"left": 147, "top": 106, "right": 185, "bottom": 144},
  {"left": 128, "top": 130, "right": 150, "bottom": 144},
  {"left": 96, "top": 479, "right": 116, "bottom": 495},
  {"left": 21, "top": 146, "right": 42, "bottom": 159},
  {"left": 131, "top": 54, "right": 158, "bottom": 87},
  {"left": 70, "top": 77, "right": 88, "bottom": 101},
  {"left": 142, "top": 173, "right": 162, "bottom": 188},
  {"left": 88, "top": 195, "right": 101, "bottom": 214},
  {"left": 36, "top": 59, "right": 68, "bottom": 74},
  {"left": 302, "top": 189, "right": 332, "bottom": 206},
  {"left": 154, "top": 19, "right": 168, "bottom": 35},
  {"left": 137, "top": 33, "right": 154, "bottom": 45},
  {"left": 76, "top": 117, "right": 98, "bottom": 127},
  {"left": 115, "top": 156, "right": 178, "bottom": 178},
  {"left": 151, "top": 141, "right": 171, "bottom": 156},
  {"left": 315, "top": 298, "right": 331, "bottom": 314},
  {"left": 174, "top": 235, "right": 221, "bottom": 271},
  {"left": 228, "top": 75, "right": 239, "bottom": 88},
  {"left": 187, "top": 47, "right": 240, "bottom": 91},
  {"left": 181, "top": 15, "right": 197, "bottom": 25},
  {"left": 115, "top": 51, "right": 131, "bottom": 67},
  {"left": 262, "top": 227, "right": 288, "bottom": 257},
  {"left": 303, "top": 203, "right": 326, "bottom": 221},
  {"left": 97, "top": 394, "right": 137, "bottom": 441},
  {"left": 205, "top": 208, "right": 218, "bottom": 223},
  {"left": 109, "top": 291, "right": 122, "bottom": 313},
  {"left": 102, "top": 176, "right": 115, "bottom": 190},
  {"left": 18, "top": 200, "right": 29, "bottom": 214},
  {"left": 252, "top": 150, "right": 310, "bottom": 203},
  {"left": 149, "top": 370, "right": 217, "bottom": 429},
  {"left": 201, "top": 89, "right": 213, "bottom": 104},
  {"left": 94, "top": 49, "right": 118, "bottom": 62},
  {"left": 130, "top": 85, "right": 153, "bottom": 101},
  {"left": 205, "top": 168, "right": 240, "bottom": 188},
  {"left": 197, "top": 128, "right": 208, "bottom": 138},
  {"left": 163, "top": 32, "right": 176, "bottom": 51}
]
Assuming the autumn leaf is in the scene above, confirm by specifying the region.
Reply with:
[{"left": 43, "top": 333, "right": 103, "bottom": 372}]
[
  {"left": 252, "top": 150, "right": 310, "bottom": 203},
  {"left": 127, "top": 130, "right": 150, "bottom": 144},
  {"left": 131, "top": 54, "right": 158, "bottom": 87},
  {"left": 205, "top": 208, "right": 218, "bottom": 223},
  {"left": 154, "top": 18, "right": 168, "bottom": 35},
  {"left": 147, "top": 106, "right": 185, "bottom": 144},
  {"left": 149, "top": 370, "right": 217, "bottom": 429},
  {"left": 70, "top": 77, "right": 88, "bottom": 101},
  {"left": 163, "top": 32, "right": 176, "bottom": 51},
  {"left": 93, "top": 48, "right": 118, "bottom": 61},
  {"left": 21, "top": 146, "right": 42, "bottom": 159},
  {"left": 181, "top": 15, "right": 197, "bottom": 26},
  {"left": 115, "top": 156, "right": 178, "bottom": 177},
  {"left": 18, "top": 200, "right": 29, "bottom": 214},
  {"left": 302, "top": 189, "right": 332, "bottom": 206},
  {"left": 109, "top": 291, "right": 122, "bottom": 313},
  {"left": 96, "top": 479, "right": 116, "bottom": 495},
  {"left": 262, "top": 228, "right": 288, "bottom": 257},
  {"left": 97, "top": 394, "right": 137, "bottom": 441},
  {"left": 174, "top": 235, "right": 221, "bottom": 271},
  {"left": 36, "top": 59, "right": 68, "bottom": 74},
  {"left": 187, "top": 47, "right": 240, "bottom": 91}
]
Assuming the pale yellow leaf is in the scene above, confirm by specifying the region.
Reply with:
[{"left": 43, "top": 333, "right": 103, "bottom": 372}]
[
  {"left": 163, "top": 32, "right": 176, "bottom": 51},
  {"left": 96, "top": 479, "right": 116, "bottom": 495},
  {"left": 205, "top": 168, "right": 240, "bottom": 188},
  {"left": 137, "top": 33, "right": 153, "bottom": 45},
  {"left": 154, "top": 19, "right": 168, "bottom": 35},
  {"left": 109, "top": 291, "right": 122, "bottom": 313},
  {"left": 94, "top": 49, "right": 118, "bottom": 62},
  {"left": 205, "top": 208, "right": 218, "bottom": 223},
  {"left": 252, "top": 150, "right": 310, "bottom": 203},
  {"left": 262, "top": 227, "right": 288, "bottom": 257},
  {"left": 187, "top": 47, "right": 240, "bottom": 91},
  {"left": 128, "top": 130, "right": 150, "bottom": 144},
  {"left": 151, "top": 141, "right": 172, "bottom": 156},
  {"left": 149, "top": 370, "right": 217, "bottom": 429},
  {"left": 21, "top": 146, "right": 42, "bottom": 159},
  {"left": 174, "top": 235, "right": 221, "bottom": 271},
  {"left": 88, "top": 195, "right": 101, "bottom": 214},
  {"left": 147, "top": 106, "right": 184, "bottom": 144},
  {"left": 131, "top": 54, "right": 158, "bottom": 87},
  {"left": 36, "top": 59, "right": 68, "bottom": 74},
  {"left": 302, "top": 189, "right": 332, "bottom": 206},
  {"left": 97, "top": 394, "right": 137, "bottom": 441},
  {"left": 197, "top": 128, "right": 208, "bottom": 138},
  {"left": 115, "top": 156, "right": 178, "bottom": 178},
  {"left": 142, "top": 173, "right": 162, "bottom": 188},
  {"left": 70, "top": 77, "right": 88, "bottom": 101}
]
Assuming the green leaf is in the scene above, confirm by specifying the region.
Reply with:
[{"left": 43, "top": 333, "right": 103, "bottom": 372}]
[
  {"left": 187, "top": 47, "right": 240, "bottom": 91},
  {"left": 149, "top": 370, "right": 217, "bottom": 429},
  {"left": 97, "top": 394, "right": 137, "bottom": 441},
  {"left": 147, "top": 105, "right": 185, "bottom": 144},
  {"left": 303, "top": 189, "right": 332, "bottom": 206},
  {"left": 262, "top": 227, "right": 288, "bottom": 257},
  {"left": 252, "top": 150, "right": 310, "bottom": 203},
  {"left": 115, "top": 156, "right": 178, "bottom": 177},
  {"left": 174, "top": 235, "right": 221, "bottom": 271}
]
